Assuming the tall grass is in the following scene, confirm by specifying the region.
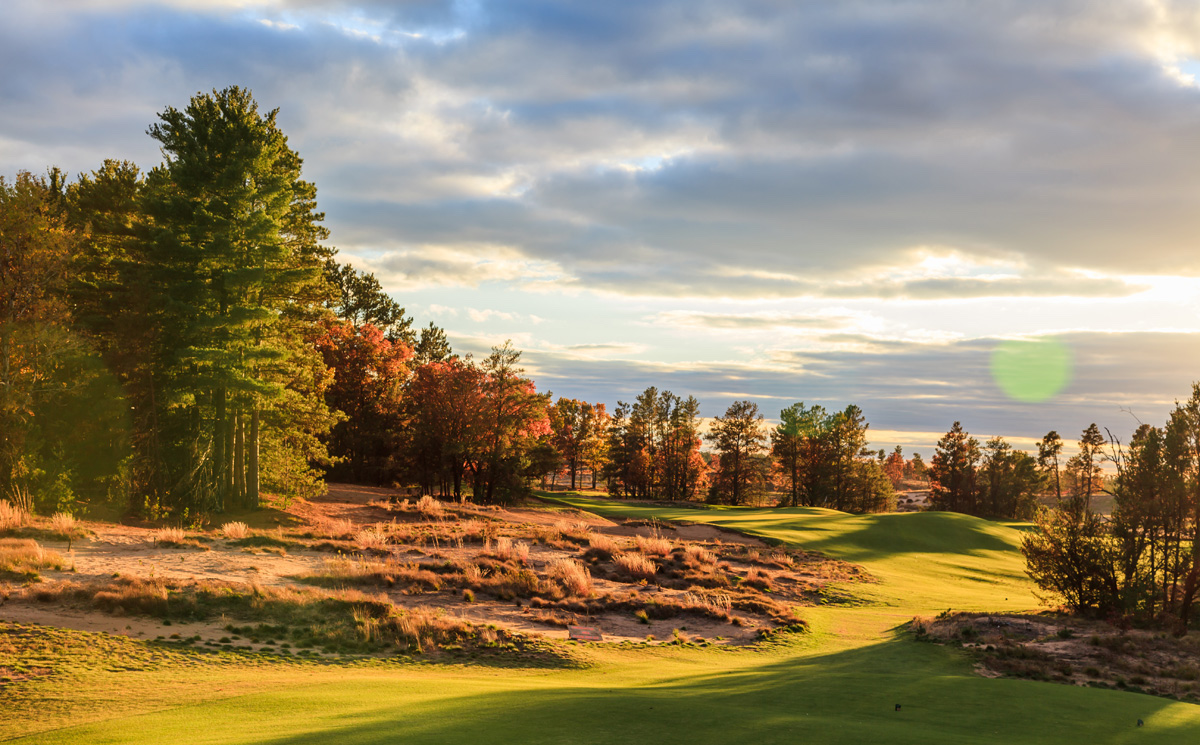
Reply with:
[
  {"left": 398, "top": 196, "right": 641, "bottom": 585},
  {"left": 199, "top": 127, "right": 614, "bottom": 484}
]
[
  {"left": 416, "top": 495, "right": 444, "bottom": 519},
  {"left": 0, "top": 538, "right": 71, "bottom": 578},
  {"left": 49, "top": 512, "right": 77, "bottom": 536},
  {"left": 0, "top": 501, "right": 28, "bottom": 532},
  {"left": 636, "top": 533, "right": 672, "bottom": 557},
  {"left": 614, "top": 552, "right": 657, "bottom": 580},
  {"left": 154, "top": 527, "right": 187, "bottom": 544},
  {"left": 355, "top": 527, "right": 390, "bottom": 551},
  {"left": 220, "top": 521, "right": 251, "bottom": 540},
  {"left": 492, "top": 536, "right": 530, "bottom": 563},
  {"left": 315, "top": 516, "right": 354, "bottom": 539},
  {"left": 547, "top": 558, "right": 593, "bottom": 597}
]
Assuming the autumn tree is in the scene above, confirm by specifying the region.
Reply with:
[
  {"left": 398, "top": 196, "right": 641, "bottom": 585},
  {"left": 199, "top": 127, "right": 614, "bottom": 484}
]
[
  {"left": 324, "top": 260, "right": 413, "bottom": 343},
  {"left": 316, "top": 319, "right": 411, "bottom": 484},
  {"left": 883, "top": 445, "right": 905, "bottom": 487}
]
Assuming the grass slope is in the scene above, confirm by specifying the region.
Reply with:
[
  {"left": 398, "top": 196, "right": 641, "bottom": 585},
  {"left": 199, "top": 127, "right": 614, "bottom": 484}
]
[{"left": 6, "top": 494, "right": 1200, "bottom": 744}]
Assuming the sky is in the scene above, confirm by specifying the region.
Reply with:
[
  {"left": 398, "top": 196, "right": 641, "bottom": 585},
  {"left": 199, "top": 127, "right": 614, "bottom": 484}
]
[{"left": 5, "top": 0, "right": 1200, "bottom": 455}]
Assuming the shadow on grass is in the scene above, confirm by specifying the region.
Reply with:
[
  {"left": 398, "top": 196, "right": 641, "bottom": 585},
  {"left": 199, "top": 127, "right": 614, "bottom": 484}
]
[{"left": 241, "top": 633, "right": 1187, "bottom": 745}]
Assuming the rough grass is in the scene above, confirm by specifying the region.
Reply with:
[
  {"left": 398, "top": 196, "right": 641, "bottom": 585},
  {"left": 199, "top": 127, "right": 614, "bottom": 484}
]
[
  {"left": 0, "top": 539, "right": 71, "bottom": 579},
  {"left": 0, "top": 501, "right": 27, "bottom": 532},
  {"left": 545, "top": 558, "right": 593, "bottom": 597},
  {"left": 11, "top": 494, "right": 1200, "bottom": 744},
  {"left": 612, "top": 552, "right": 656, "bottom": 581}
]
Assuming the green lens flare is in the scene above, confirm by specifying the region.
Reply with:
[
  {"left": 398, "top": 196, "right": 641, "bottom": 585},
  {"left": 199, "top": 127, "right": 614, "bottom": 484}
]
[{"left": 990, "top": 338, "right": 1072, "bottom": 403}]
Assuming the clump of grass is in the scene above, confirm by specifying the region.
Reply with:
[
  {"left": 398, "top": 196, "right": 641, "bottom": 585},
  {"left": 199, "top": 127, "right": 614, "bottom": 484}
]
[
  {"left": 49, "top": 512, "right": 77, "bottom": 536},
  {"left": 220, "top": 521, "right": 251, "bottom": 540},
  {"left": 547, "top": 558, "right": 593, "bottom": 597},
  {"left": 587, "top": 532, "right": 616, "bottom": 553},
  {"left": 491, "top": 536, "right": 530, "bottom": 563},
  {"left": 743, "top": 567, "right": 773, "bottom": 591},
  {"left": 153, "top": 527, "right": 187, "bottom": 545},
  {"left": 355, "top": 527, "right": 389, "bottom": 552},
  {"left": 683, "top": 544, "right": 717, "bottom": 566},
  {"left": 636, "top": 533, "right": 672, "bottom": 557},
  {"left": 416, "top": 495, "right": 444, "bottom": 519},
  {"left": 614, "top": 552, "right": 657, "bottom": 581},
  {"left": 0, "top": 538, "right": 71, "bottom": 579},
  {"left": 315, "top": 516, "right": 354, "bottom": 539},
  {"left": 0, "top": 501, "right": 29, "bottom": 532}
]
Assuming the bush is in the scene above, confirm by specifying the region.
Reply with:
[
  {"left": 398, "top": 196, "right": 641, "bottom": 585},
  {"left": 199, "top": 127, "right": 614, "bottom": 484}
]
[
  {"left": 0, "top": 538, "right": 71, "bottom": 578},
  {"left": 636, "top": 534, "right": 672, "bottom": 557}
]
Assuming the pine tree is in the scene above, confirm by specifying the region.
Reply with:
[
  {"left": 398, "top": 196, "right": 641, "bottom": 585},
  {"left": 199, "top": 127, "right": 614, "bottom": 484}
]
[{"left": 142, "top": 86, "right": 335, "bottom": 513}]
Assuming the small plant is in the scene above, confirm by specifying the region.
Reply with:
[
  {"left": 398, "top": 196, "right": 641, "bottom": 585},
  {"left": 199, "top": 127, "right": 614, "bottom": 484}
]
[
  {"left": 586, "top": 532, "right": 616, "bottom": 554},
  {"left": 684, "top": 544, "right": 716, "bottom": 566},
  {"left": 635, "top": 609, "right": 650, "bottom": 624},
  {"left": 221, "top": 521, "right": 251, "bottom": 540},
  {"left": 1056, "top": 627, "right": 1075, "bottom": 640},
  {"left": 463, "top": 589, "right": 475, "bottom": 603}
]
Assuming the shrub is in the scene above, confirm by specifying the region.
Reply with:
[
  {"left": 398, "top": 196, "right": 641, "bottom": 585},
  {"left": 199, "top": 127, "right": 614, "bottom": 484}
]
[
  {"left": 0, "top": 501, "right": 29, "bottom": 532},
  {"left": 547, "top": 558, "right": 593, "bottom": 597},
  {"left": 221, "top": 521, "right": 251, "bottom": 540},
  {"left": 614, "top": 552, "right": 657, "bottom": 581}
]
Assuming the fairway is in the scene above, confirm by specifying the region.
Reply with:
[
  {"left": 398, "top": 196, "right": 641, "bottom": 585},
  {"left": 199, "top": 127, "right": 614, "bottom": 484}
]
[{"left": 7, "top": 495, "right": 1200, "bottom": 744}]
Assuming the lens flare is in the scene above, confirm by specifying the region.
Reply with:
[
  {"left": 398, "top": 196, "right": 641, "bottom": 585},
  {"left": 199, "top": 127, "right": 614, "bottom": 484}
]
[{"left": 990, "top": 338, "right": 1072, "bottom": 403}]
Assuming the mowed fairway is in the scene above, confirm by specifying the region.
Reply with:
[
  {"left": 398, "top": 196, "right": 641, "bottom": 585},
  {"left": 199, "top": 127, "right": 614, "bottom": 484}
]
[{"left": 9, "top": 495, "right": 1200, "bottom": 744}]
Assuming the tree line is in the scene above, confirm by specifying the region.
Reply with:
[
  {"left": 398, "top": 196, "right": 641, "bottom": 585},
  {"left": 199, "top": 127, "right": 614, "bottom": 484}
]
[{"left": 1, "top": 86, "right": 910, "bottom": 519}]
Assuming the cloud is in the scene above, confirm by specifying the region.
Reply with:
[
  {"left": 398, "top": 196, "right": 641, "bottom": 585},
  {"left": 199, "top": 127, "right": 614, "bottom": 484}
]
[{"left": 10, "top": 0, "right": 1200, "bottom": 302}]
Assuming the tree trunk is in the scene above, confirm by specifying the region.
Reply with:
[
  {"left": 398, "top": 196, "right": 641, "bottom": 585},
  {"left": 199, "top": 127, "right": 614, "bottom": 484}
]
[
  {"left": 234, "top": 407, "right": 246, "bottom": 507},
  {"left": 247, "top": 406, "right": 260, "bottom": 508},
  {"left": 214, "top": 386, "right": 226, "bottom": 509}
]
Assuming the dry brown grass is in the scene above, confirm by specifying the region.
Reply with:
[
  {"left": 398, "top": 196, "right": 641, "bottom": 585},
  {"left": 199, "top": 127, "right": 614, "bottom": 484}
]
[
  {"left": 0, "top": 538, "right": 71, "bottom": 578},
  {"left": 314, "top": 516, "right": 354, "bottom": 539},
  {"left": 355, "top": 527, "right": 389, "bottom": 551},
  {"left": 48, "top": 512, "right": 77, "bottom": 536},
  {"left": 220, "top": 521, "right": 251, "bottom": 540},
  {"left": 546, "top": 557, "right": 593, "bottom": 597},
  {"left": 0, "top": 501, "right": 29, "bottom": 532},
  {"left": 416, "top": 495, "right": 444, "bottom": 519},
  {"left": 683, "top": 544, "right": 717, "bottom": 566},
  {"left": 153, "top": 527, "right": 186, "bottom": 544},
  {"left": 614, "top": 552, "right": 657, "bottom": 581},
  {"left": 587, "top": 532, "right": 617, "bottom": 553},
  {"left": 636, "top": 533, "right": 672, "bottom": 557},
  {"left": 491, "top": 536, "right": 530, "bottom": 563}
]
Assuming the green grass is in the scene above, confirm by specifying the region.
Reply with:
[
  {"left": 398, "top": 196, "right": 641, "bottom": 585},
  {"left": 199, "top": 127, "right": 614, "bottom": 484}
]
[{"left": 4, "top": 493, "right": 1200, "bottom": 743}]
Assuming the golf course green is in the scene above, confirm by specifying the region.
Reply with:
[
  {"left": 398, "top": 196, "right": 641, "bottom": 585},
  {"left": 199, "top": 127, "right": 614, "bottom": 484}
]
[{"left": 7, "top": 494, "right": 1200, "bottom": 744}]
